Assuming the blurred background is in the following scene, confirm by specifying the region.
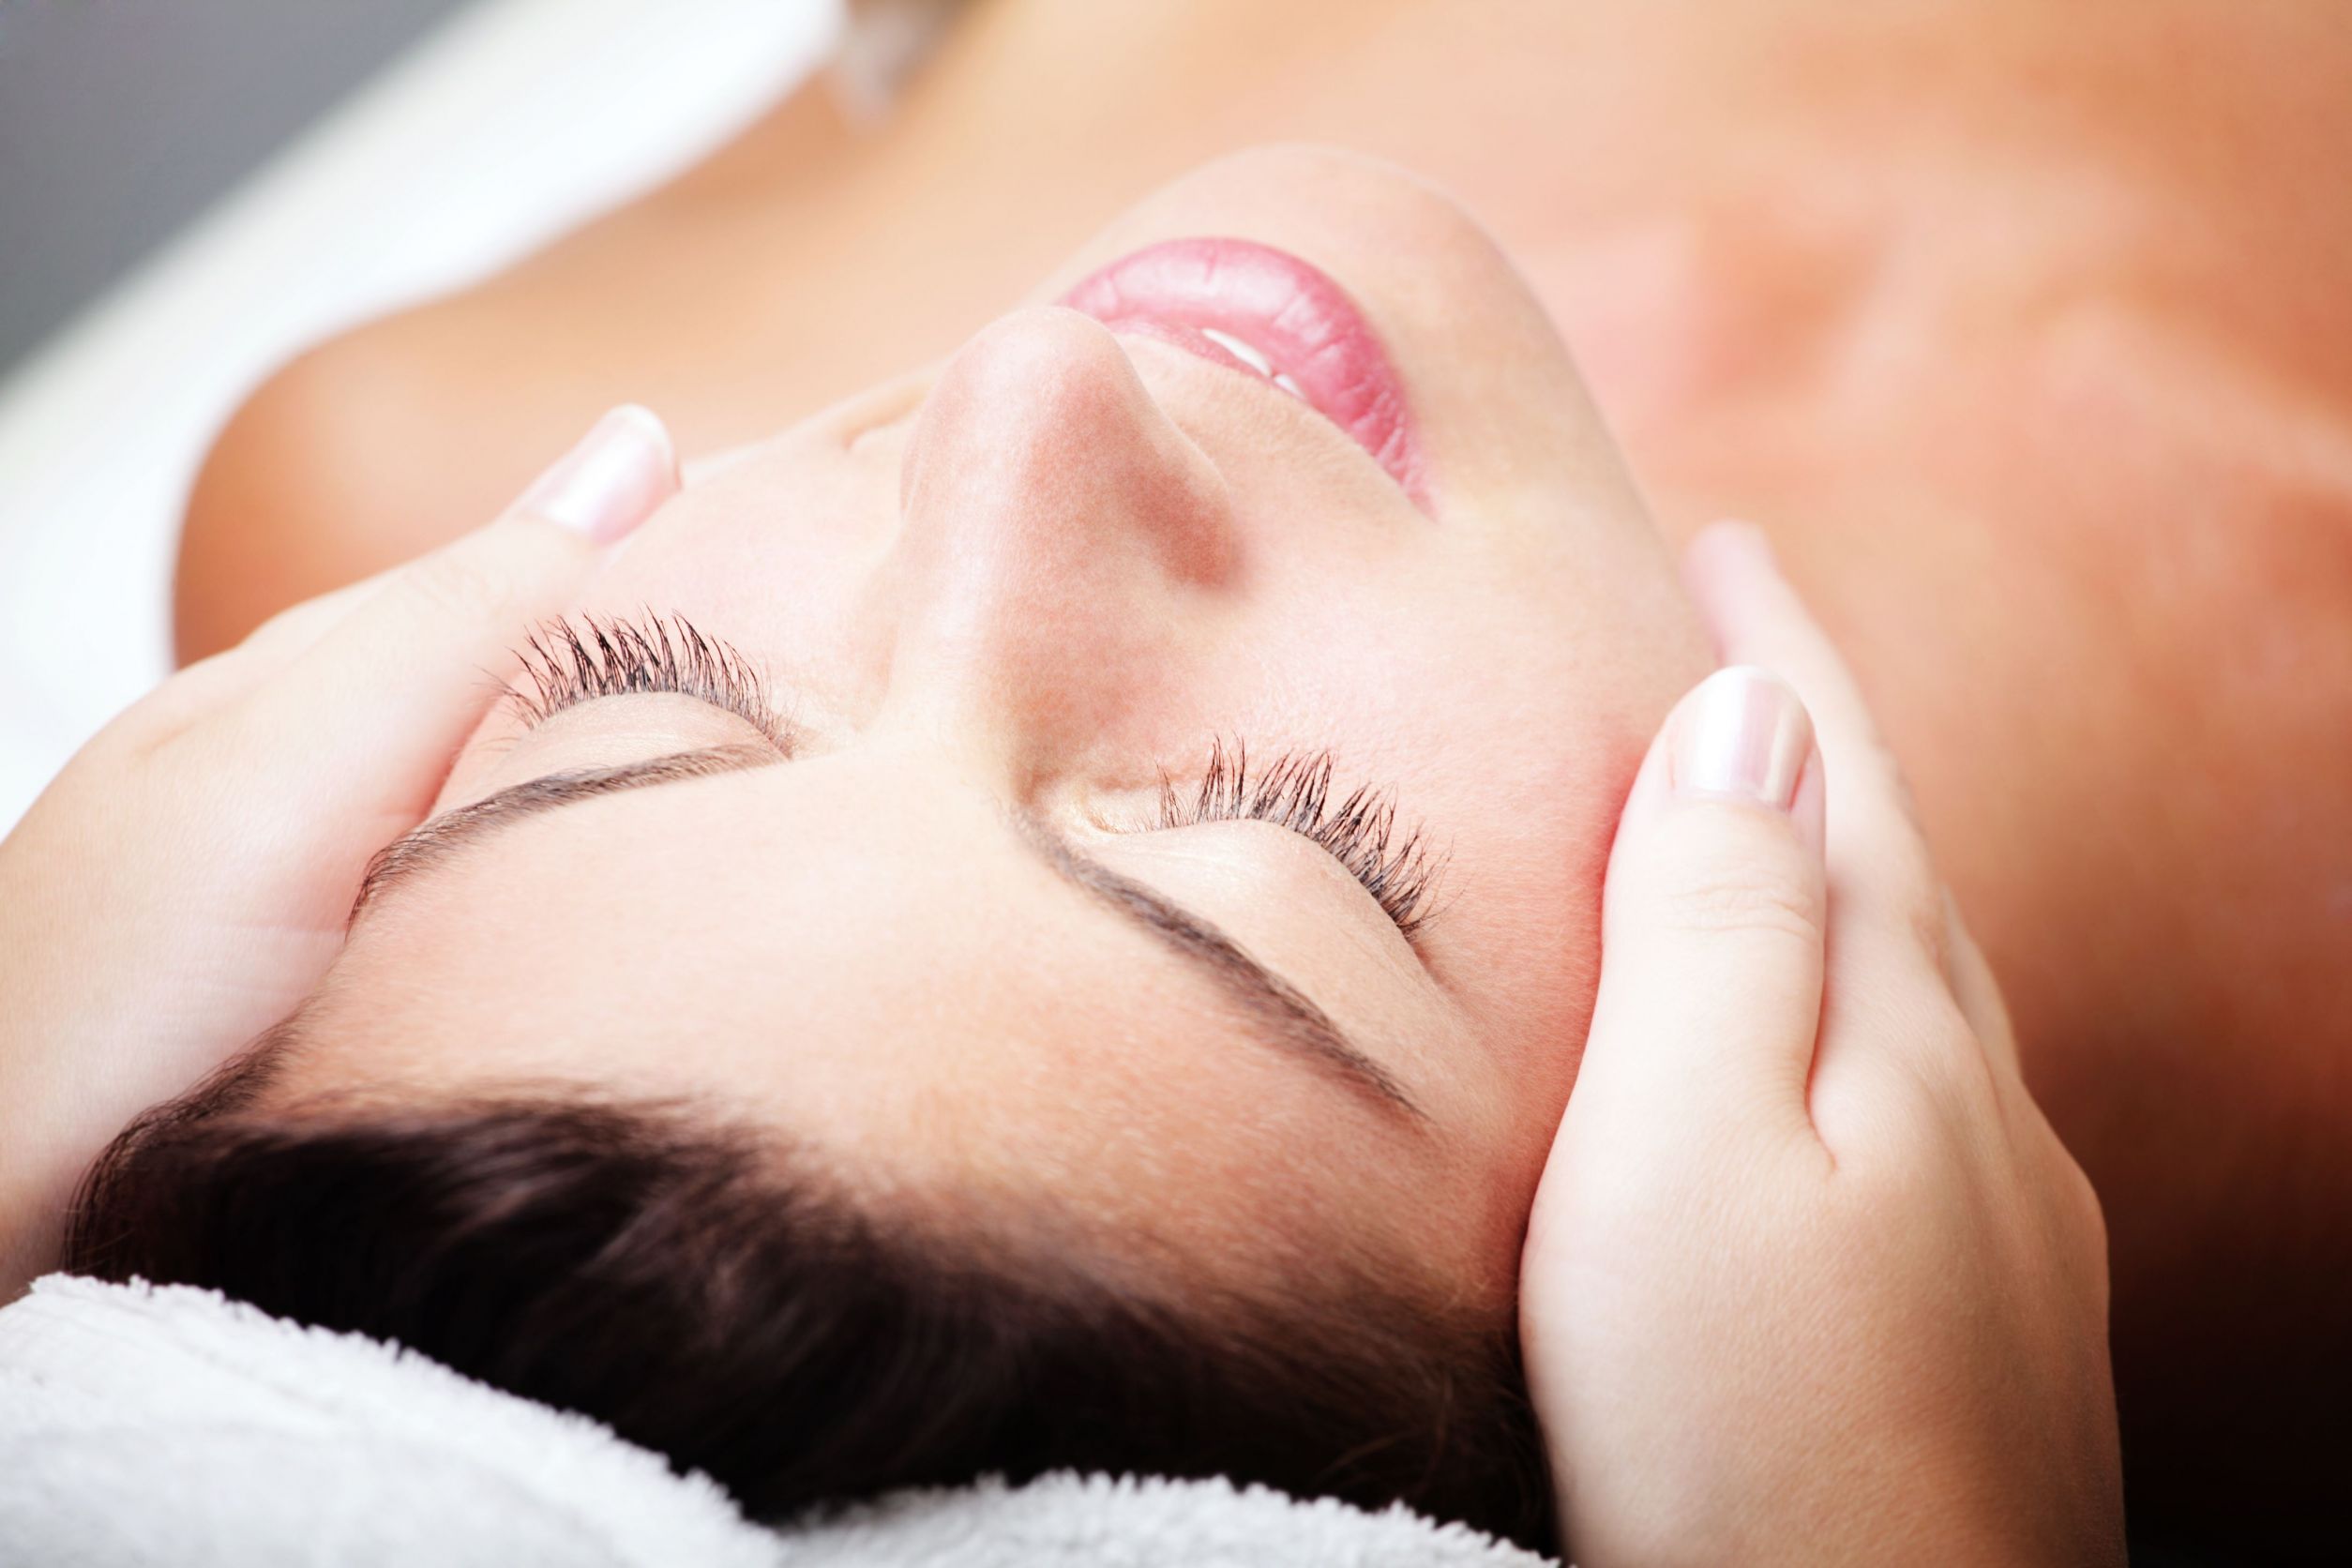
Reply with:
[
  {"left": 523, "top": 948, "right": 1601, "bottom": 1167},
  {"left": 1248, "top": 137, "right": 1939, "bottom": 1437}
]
[
  {"left": 0, "top": 0, "right": 840, "bottom": 829},
  {"left": 0, "top": 0, "right": 459, "bottom": 369}
]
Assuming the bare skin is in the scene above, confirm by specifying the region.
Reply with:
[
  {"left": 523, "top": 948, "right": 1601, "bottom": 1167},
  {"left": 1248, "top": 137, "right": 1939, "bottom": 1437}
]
[{"left": 177, "top": 0, "right": 2352, "bottom": 1545}]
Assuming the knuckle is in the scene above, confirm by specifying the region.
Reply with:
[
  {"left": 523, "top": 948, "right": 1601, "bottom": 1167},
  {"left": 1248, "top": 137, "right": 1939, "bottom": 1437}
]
[
  {"left": 105, "top": 658, "right": 256, "bottom": 760},
  {"left": 1667, "top": 874, "right": 1823, "bottom": 945},
  {"left": 398, "top": 540, "right": 517, "bottom": 624},
  {"left": 100, "top": 687, "right": 196, "bottom": 756},
  {"left": 1908, "top": 985, "right": 1994, "bottom": 1083},
  {"left": 1642, "top": 816, "right": 1824, "bottom": 944},
  {"left": 1907, "top": 892, "right": 1953, "bottom": 972},
  {"left": 1839, "top": 877, "right": 1955, "bottom": 977},
  {"left": 1898, "top": 990, "right": 2004, "bottom": 1107},
  {"left": 245, "top": 595, "right": 319, "bottom": 644},
  {"left": 2059, "top": 1154, "right": 2109, "bottom": 1249},
  {"left": 1820, "top": 995, "right": 1986, "bottom": 1128},
  {"left": 1893, "top": 883, "right": 1948, "bottom": 955}
]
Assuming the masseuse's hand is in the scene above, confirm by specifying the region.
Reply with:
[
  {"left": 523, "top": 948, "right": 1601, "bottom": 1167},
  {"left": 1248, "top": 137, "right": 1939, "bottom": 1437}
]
[
  {"left": 0, "top": 407, "right": 676, "bottom": 1297},
  {"left": 1520, "top": 524, "right": 2123, "bottom": 1566}
]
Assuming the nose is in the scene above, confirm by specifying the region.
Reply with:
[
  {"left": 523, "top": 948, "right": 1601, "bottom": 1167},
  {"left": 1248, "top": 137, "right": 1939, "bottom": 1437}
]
[{"left": 882, "top": 307, "right": 1236, "bottom": 761}]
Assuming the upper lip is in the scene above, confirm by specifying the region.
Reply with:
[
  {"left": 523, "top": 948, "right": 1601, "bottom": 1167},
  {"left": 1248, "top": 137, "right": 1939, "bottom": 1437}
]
[{"left": 1058, "top": 236, "right": 1429, "bottom": 506}]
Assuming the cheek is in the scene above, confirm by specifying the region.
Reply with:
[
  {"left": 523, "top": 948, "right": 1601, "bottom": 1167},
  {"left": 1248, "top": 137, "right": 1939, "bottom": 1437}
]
[
  {"left": 1422, "top": 742, "right": 1621, "bottom": 1108},
  {"left": 1398, "top": 606, "right": 1698, "bottom": 1153}
]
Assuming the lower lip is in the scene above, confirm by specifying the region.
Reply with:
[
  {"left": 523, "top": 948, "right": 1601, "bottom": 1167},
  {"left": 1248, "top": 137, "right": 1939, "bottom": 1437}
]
[{"left": 1057, "top": 236, "right": 1428, "bottom": 505}]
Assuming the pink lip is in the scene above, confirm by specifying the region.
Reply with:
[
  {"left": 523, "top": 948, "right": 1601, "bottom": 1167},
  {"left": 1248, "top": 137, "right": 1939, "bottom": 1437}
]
[{"left": 1057, "top": 236, "right": 1428, "bottom": 505}]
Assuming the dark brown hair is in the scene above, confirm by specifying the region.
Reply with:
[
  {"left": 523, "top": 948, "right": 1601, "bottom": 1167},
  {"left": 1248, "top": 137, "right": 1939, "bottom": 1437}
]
[{"left": 65, "top": 1048, "right": 1555, "bottom": 1550}]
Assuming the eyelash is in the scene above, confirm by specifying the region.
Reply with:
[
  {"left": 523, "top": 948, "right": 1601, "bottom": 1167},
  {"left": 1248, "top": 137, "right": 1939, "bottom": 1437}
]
[
  {"left": 509, "top": 613, "right": 792, "bottom": 749},
  {"left": 511, "top": 615, "right": 1442, "bottom": 934},
  {"left": 1155, "top": 738, "right": 1444, "bottom": 936}
]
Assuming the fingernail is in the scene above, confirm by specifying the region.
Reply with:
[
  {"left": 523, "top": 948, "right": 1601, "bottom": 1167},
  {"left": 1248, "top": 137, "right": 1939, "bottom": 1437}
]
[
  {"left": 1671, "top": 665, "right": 1813, "bottom": 810},
  {"left": 515, "top": 405, "right": 677, "bottom": 541}
]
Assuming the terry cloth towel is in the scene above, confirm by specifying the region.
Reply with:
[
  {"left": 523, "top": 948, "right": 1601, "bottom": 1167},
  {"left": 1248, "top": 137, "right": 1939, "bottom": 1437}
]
[{"left": 0, "top": 1274, "right": 1558, "bottom": 1567}]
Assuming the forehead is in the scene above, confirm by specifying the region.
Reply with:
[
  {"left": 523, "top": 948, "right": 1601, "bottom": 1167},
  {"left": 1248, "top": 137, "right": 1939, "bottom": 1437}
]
[{"left": 292, "top": 760, "right": 1512, "bottom": 1292}]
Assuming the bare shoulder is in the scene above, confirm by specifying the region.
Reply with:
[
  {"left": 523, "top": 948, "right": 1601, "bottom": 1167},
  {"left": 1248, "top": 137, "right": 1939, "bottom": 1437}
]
[
  {"left": 173, "top": 71, "right": 869, "bottom": 665},
  {"left": 175, "top": 300, "right": 561, "bottom": 662}
]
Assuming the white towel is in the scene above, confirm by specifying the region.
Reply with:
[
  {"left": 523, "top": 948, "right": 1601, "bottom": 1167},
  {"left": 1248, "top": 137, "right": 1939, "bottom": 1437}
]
[{"left": 0, "top": 1274, "right": 1556, "bottom": 1567}]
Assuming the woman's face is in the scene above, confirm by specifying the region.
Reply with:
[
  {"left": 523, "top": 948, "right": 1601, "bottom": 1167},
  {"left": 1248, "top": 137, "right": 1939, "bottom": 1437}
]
[{"left": 287, "top": 148, "right": 1708, "bottom": 1307}]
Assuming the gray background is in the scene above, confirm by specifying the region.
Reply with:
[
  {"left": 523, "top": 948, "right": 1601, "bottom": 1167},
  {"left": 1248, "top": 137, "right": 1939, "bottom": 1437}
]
[{"left": 0, "top": 0, "right": 471, "bottom": 372}]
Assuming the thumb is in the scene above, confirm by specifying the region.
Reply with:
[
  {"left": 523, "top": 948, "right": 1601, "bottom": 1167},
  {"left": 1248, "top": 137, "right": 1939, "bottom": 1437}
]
[
  {"left": 231, "top": 404, "right": 677, "bottom": 825},
  {"left": 1566, "top": 665, "right": 1829, "bottom": 1155}
]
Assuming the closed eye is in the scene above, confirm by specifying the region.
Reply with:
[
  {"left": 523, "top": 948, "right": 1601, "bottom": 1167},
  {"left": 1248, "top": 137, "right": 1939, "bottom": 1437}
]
[
  {"left": 508, "top": 612, "right": 797, "bottom": 753},
  {"left": 504, "top": 618, "right": 1444, "bottom": 935},
  {"left": 1151, "top": 738, "right": 1445, "bottom": 936}
]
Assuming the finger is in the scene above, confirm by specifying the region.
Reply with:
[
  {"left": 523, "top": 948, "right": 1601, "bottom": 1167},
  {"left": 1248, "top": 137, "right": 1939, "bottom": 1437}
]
[
  {"left": 140, "top": 406, "right": 676, "bottom": 744},
  {"left": 1568, "top": 664, "right": 1830, "bottom": 1153},
  {"left": 249, "top": 405, "right": 675, "bottom": 673},
  {"left": 226, "top": 404, "right": 677, "bottom": 829},
  {"left": 230, "top": 567, "right": 400, "bottom": 667},
  {"left": 1682, "top": 522, "right": 1986, "bottom": 1096},
  {"left": 1682, "top": 521, "right": 1946, "bottom": 965},
  {"left": 1942, "top": 890, "right": 2022, "bottom": 1079},
  {"left": 130, "top": 571, "right": 403, "bottom": 744}
]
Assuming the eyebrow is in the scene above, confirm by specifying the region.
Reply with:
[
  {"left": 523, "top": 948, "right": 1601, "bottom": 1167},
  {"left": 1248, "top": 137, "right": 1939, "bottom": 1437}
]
[
  {"left": 348, "top": 746, "right": 1425, "bottom": 1122},
  {"left": 1009, "top": 819, "right": 1424, "bottom": 1120},
  {"left": 350, "top": 745, "right": 778, "bottom": 926}
]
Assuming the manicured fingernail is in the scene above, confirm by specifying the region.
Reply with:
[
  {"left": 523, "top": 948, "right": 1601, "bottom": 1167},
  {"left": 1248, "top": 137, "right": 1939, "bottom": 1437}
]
[
  {"left": 1671, "top": 665, "right": 1813, "bottom": 810},
  {"left": 516, "top": 404, "right": 677, "bottom": 541}
]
